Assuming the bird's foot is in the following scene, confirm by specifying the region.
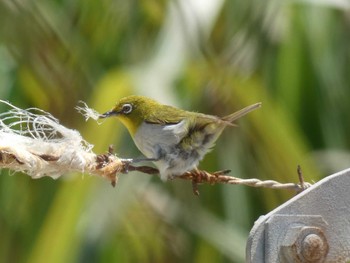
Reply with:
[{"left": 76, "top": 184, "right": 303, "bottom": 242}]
[
  {"left": 190, "top": 170, "right": 210, "bottom": 196},
  {"left": 131, "top": 157, "right": 159, "bottom": 163},
  {"left": 94, "top": 160, "right": 119, "bottom": 187},
  {"left": 184, "top": 169, "right": 231, "bottom": 196},
  {"left": 120, "top": 159, "right": 133, "bottom": 173},
  {"left": 95, "top": 145, "right": 121, "bottom": 187}
]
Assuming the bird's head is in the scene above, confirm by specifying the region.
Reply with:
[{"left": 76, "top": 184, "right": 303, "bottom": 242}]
[{"left": 100, "top": 95, "right": 158, "bottom": 134}]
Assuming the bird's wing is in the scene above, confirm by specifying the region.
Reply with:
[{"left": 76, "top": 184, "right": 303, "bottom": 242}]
[{"left": 145, "top": 105, "right": 188, "bottom": 125}]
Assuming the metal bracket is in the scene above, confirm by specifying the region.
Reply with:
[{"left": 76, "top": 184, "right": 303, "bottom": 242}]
[{"left": 246, "top": 168, "right": 350, "bottom": 262}]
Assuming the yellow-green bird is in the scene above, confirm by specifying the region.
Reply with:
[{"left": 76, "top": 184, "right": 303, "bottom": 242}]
[{"left": 100, "top": 95, "right": 261, "bottom": 181}]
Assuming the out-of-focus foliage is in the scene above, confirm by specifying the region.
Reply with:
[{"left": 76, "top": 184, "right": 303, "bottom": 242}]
[{"left": 0, "top": 0, "right": 349, "bottom": 262}]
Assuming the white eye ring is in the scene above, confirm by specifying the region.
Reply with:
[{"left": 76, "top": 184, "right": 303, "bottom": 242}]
[{"left": 122, "top": 103, "right": 133, "bottom": 114}]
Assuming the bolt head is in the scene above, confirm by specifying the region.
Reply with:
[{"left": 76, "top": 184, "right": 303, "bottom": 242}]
[
  {"left": 301, "top": 233, "right": 328, "bottom": 261},
  {"left": 281, "top": 226, "right": 329, "bottom": 263}
]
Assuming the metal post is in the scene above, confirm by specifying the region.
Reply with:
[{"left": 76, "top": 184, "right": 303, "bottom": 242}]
[{"left": 246, "top": 168, "right": 350, "bottom": 262}]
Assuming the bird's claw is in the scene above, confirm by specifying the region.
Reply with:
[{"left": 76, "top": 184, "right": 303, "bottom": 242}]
[
  {"left": 95, "top": 145, "right": 121, "bottom": 187},
  {"left": 189, "top": 169, "right": 231, "bottom": 196},
  {"left": 192, "top": 179, "right": 200, "bottom": 196},
  {"left": 110, "top": 177, "right": 117, "bottom": 187},
  {"left": 190, "top": 170, "right": 211, "bottom": 196},
  {"left": 121, "top": 158, "right": 133, "bottom": 173}
]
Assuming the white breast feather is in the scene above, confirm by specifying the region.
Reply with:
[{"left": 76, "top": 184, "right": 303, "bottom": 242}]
[{"left": 134, "top": 120, "right": 187, "bottom": 159}]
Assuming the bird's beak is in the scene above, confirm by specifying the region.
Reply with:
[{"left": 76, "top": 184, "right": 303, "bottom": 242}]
[{"left": 99, "top": 110, "right": 119, "bottom": 119}]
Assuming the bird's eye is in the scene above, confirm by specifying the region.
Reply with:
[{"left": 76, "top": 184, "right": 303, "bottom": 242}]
[{"left": 122, "top": 103, "right": 133, "bottom": 114}]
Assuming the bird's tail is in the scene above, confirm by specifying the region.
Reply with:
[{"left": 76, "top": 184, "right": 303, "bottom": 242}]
[{"left": 222, "top": 102, "right": 262, "bottom": 123}]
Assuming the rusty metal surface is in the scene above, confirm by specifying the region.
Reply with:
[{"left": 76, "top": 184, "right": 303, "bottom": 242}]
[{"left": 246, "top": 168, "right": 350, "bottom": 262}]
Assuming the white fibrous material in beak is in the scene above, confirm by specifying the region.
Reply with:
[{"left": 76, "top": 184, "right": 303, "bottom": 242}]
[{"left": 75, "top": 101, "right": 102, "bottom": 121}]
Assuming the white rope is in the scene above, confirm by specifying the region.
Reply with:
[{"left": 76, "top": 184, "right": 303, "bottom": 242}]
[{"left": 0, "top": 100, "right": 96, "bottom": 178}]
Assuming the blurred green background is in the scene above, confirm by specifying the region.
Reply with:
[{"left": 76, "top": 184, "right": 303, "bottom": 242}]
[{"left": 0, "top": 0, "right": 349, "bottom": 262}]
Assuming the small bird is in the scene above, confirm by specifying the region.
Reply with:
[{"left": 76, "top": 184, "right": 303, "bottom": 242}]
[{"left": 100, "top": 95, "right": 261, "bottom": 181}]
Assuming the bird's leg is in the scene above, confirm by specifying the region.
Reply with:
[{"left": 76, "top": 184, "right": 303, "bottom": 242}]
[
  {"left": 120, "top": 157, "right": 159, "bottom": 174},
  {"left": 130, "top": 157, "right": 159, "bottom": 163}
]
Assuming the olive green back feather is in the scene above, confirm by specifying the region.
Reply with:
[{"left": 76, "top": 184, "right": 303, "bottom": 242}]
[{"left": 111, "top": 95, "right": 261, "bottom": 135}]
